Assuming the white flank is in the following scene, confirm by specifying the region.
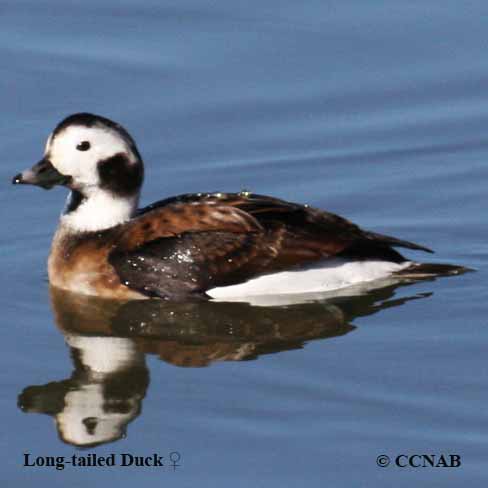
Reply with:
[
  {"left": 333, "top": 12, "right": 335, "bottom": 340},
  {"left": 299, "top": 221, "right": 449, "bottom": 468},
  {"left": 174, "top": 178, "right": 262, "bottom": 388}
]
[{"left": 207, "top": 259, "right": 412, "bottom": 301}]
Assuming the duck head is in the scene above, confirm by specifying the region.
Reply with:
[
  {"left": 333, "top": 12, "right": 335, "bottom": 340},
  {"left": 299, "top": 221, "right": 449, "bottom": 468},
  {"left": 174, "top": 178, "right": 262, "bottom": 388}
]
[{"left": 13, "top": 113, "right": 144, "bottom": 231}]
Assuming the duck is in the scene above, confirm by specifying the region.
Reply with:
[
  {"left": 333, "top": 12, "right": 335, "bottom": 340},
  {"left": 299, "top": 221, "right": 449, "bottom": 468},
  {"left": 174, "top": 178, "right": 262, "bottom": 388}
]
[{"left": 12, "top": 113, "right": 457, "bottom": 301}]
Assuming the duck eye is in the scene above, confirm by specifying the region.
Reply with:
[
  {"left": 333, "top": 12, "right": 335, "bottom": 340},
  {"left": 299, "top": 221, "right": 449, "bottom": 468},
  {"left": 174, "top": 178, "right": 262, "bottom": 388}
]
[{"left": 76, "top": 141, "right": 91, "bottom": 151}]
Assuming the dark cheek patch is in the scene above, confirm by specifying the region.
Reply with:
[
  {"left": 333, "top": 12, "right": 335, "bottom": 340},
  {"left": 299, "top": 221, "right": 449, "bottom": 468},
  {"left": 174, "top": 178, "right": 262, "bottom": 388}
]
[{"left": 97, "top": 153, "right": 143, "bottom": 196}]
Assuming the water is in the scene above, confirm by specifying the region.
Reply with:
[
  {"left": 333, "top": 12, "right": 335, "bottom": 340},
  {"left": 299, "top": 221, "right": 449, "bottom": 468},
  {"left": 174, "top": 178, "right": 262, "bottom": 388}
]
[{"left": 1, "top": 1, "right": 487, "bottom": 486}]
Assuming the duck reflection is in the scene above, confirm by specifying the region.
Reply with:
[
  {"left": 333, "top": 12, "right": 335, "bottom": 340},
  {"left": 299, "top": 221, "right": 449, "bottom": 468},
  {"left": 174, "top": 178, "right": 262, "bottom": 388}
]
[{"left": 19, "top": 280, "right": 432, "bottom": 447}]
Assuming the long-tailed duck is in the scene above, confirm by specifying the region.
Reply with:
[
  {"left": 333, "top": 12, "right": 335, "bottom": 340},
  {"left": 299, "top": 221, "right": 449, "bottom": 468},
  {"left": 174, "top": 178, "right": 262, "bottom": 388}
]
[{"left": 12, "top": 113, "right": 460, "bottom": 301}]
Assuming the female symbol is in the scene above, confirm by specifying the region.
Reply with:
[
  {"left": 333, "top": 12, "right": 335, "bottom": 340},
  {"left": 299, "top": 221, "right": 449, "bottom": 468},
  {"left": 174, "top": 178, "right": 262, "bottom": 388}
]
[{"left": 169, "top": 451, "right": 181, "bottom": 470}]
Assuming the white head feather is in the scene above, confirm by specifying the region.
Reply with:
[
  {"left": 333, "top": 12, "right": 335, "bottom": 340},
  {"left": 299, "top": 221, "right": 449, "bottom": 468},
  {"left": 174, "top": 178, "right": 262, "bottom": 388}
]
[
  {"left": 44, "top": 118, "right": 143, "bottom": 232},
  {"left": 46, "top": 124, "right": 138, "bottom": 189}
]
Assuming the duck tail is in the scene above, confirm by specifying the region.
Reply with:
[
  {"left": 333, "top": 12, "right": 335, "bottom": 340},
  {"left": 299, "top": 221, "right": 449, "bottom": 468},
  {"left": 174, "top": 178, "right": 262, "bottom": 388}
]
[
  {"left": 394, "top": 262, "right": 474, "bottom": 278},
  {"left": 364, "top": 231, "right": 434, "bottom": 254}
]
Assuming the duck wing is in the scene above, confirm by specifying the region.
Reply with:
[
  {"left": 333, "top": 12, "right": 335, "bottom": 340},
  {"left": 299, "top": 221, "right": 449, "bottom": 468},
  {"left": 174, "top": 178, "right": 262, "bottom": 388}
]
[{"left": 109, "top": 192, "right": 432, "bottom": 299}]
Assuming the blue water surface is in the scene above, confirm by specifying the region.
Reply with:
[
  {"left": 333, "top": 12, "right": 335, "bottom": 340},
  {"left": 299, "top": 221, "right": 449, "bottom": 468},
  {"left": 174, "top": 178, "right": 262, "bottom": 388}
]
[{"left": 1, "top": 1, "right": 487, "bottom": 486}]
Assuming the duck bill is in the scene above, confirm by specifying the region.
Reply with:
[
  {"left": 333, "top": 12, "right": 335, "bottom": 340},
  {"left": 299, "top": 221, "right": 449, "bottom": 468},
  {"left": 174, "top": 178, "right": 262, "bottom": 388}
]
[{"left": 12, "top": 158, "right": 71, "bottom": 190}]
